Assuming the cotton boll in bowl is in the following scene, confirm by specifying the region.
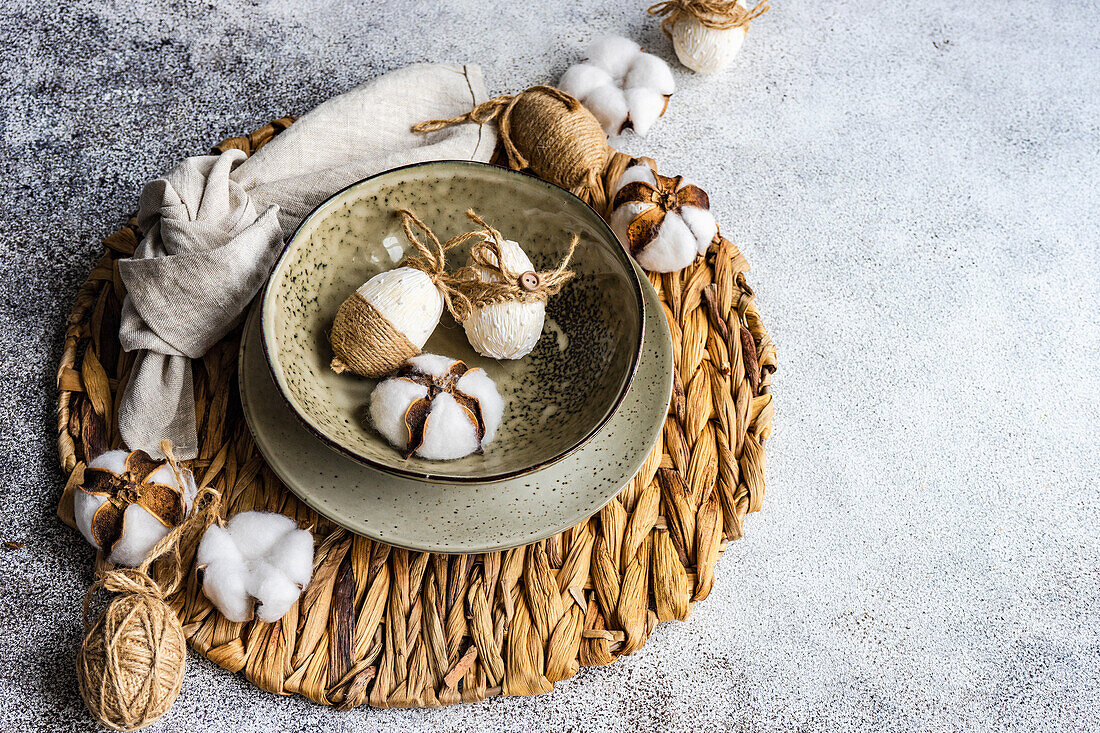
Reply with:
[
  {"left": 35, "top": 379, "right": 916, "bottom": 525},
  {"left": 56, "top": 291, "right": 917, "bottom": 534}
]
[{"left": 369, "top": 354, "right": 504, "bottom": 461}]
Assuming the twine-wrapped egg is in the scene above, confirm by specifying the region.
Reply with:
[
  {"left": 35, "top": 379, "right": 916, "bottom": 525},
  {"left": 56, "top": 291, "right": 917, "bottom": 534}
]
[
  {"left": 330, "top": 209, "right": 476, "bottom": 378},
  {"left": 453, "top": 211, "right": 577, "bottom": 360},
  {"left": 77, "top": 591, "right": 186, "bottom": 732},
  {"left": 649, "top": 0, "right": 770, "bottom": 74},
  {"left": 412, "top": 86, "right": 613, "bottom": 209},
  {"left": 329, "top": 266, "right": 443, "bottom": 378}
]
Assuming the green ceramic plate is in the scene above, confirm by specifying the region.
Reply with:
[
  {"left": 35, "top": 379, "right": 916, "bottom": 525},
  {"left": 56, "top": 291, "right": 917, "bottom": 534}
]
[
  {"left": 239, "top": 258, "right": 672, "bottom": 554},
  {"left": 261, "top": 161, "right": 645, "bottom": 483}
]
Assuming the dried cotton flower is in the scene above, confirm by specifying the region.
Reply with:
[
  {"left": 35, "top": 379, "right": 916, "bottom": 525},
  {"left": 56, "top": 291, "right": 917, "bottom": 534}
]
[
  {"left": 196, "top": 511, "right": 314, "bottom": 623},
  {"left": 74, "top": 448, "right": 198, "bottom": 567},
  {"left": 609, "top": 159, "right": 718, "bottom": 273},
  {"left": 558, "top": 36, "right": 675, "bottom": 137},
  {"left": 369, "top": 354, "right": 504, "bottom": 461}
]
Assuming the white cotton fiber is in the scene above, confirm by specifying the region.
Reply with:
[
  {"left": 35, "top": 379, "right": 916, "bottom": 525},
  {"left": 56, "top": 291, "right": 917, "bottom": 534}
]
[
  {"left": 583, "top": 85, "right": 630, "bottom": 135},
  {"left": 679, "top": 203, "right": 719, "bottom": 253},
  {"left": 624, "top": 87, "right": 667, "bottom": 137},
  {"left": 457, "top": 369, "right": 505, "bottom": 444},
  {"left": 586, "top": 36, "right": 642, "bottom": 80},
  {"left": 197, "top": 511, "right": 315, "bottom": 623},
  {"left": 416, "top": 392, "right": 482, "bottom": 461},
  {"left": 196, "top": 523, "right": 243, "bottom": 568},
  {"left": 202, "top": 560, "right": 253, "bottom": 623},
  {"left": 369, "top": 377, "right": 429, "bottom": 450},
  {"left": 264, "top": 526, "right": 315, "bottom": 588},
  {"left": 224, "top": 510, "right": 296, "bottom": 559},
  {"left": 634, "top": 211, "right": 699, "bottom": 273},
  {"left": 625, "top": 53, "right": 676, "bottom": 95},
  {"left": 248, "top": 562, "right": 303, "bottom": 623},
  {"left": 108, "top": 503, "right": 172, "bottom": 567},
  {"left": 404, "top": 352, "right": 456, "bottom": 377},
  {"left": 559, "top": 63, "right": 615, "bottom": 102}
]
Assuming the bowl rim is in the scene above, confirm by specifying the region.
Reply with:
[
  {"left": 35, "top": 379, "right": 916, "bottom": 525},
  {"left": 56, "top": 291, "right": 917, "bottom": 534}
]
[{"left": 260, "top": 159, "right": 646, "bottom": 484}]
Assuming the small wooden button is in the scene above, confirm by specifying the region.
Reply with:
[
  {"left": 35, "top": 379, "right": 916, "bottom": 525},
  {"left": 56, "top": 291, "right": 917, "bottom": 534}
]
[{"left": 519, "top": 271, "right": 541, "bottom": 291}]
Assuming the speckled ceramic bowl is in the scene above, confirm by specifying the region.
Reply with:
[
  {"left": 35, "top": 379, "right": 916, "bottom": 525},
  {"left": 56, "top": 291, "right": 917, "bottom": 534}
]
[{"left": 261, "top": 160, "right": 644, "bottom": 483}]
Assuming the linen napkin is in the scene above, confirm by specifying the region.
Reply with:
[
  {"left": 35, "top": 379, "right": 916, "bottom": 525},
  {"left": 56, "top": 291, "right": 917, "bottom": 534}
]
[{"left": 117, "top": 63, "right": 496, "bottom": 460}]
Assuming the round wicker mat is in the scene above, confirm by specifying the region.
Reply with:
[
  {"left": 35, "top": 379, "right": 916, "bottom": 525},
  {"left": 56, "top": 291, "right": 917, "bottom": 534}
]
[{"left": 55, "top": 118, "right": 776, "bottom": 709}]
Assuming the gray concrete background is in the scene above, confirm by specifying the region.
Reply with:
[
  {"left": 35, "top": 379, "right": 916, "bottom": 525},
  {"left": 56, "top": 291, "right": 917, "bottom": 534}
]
[{"left": 1, "top": 0, "right": 1098, "bottom": 730}]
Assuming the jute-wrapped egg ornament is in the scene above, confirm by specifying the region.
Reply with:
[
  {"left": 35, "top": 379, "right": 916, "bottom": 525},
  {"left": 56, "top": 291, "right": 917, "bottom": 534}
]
[
  {"left": 453, "top": 211, "right": 577, "bottom": 360},
  {"left": 330, "top": 209, "right": 480, "bottom": 378},
  {"left": 77, "top": 445, "right": 221, "bottom": 731},
  {"left": 649, "top": 0, "right": 770, "bottom": 74},
  {"left": 412, "top": 86, "right": 614, "bottom": 210}
]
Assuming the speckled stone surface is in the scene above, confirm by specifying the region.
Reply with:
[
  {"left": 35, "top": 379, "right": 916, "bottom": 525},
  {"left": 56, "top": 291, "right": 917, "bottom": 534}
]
[{"left": 1, "top": 0, "right": 1098, "bottom": 731}]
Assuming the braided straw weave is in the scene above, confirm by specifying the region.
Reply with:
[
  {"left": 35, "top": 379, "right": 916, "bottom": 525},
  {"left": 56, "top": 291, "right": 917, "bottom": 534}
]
[{"left": 55, "top": 117, "right": 776, "bottom": 709}]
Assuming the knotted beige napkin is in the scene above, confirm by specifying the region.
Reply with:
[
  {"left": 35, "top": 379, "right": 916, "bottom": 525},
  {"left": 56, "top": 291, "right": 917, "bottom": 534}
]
[{"left": 118, "top": 63, "right": 496, "bottom": 459}]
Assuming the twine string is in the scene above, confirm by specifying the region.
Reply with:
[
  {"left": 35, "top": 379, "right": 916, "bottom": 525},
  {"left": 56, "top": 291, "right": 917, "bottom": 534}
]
[{"left": 648, "top": 0, "right": 770, "bottom": 34}]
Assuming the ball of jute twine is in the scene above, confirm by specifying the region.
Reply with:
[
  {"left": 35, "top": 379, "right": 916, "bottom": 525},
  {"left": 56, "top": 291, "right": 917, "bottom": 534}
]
[
  {"left": 77, "top": 444, "right": 221, "bottom": 731},
  {"left": 648, "top": 0, "right": 770, "bottom": 34},
  {"left": 412, "top": 86, "right": 613, "bottom": 211},
  {"left": 450, "top": 209, "right": 577, "bottom": 321}
]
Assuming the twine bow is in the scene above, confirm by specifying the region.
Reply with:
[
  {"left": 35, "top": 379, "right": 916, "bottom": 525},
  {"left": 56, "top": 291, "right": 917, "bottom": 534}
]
[
  {"left": 397, "top": 209, "right": 577, "bottom": 323},
  {"left": 648, "top": 0, "right": 770, "bottom": 34}
]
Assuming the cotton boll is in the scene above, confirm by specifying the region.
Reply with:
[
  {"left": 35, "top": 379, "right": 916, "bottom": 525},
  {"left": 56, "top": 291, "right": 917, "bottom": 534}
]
[
  {"left": 416, "top": 393, "right": 482, "bottom": 461},
  {"left": 369, "top": 354, "right": 504, "bottom": 460},
  {"left": 456, "top": 369, "right": 505, "bottom": 443},
  {"left": 197, "top": 511, "right": 315, "bottom": 623},
  {"left": 564, "top": 38, "right": 675, "bottom": 137},
  {"left": 225, "top": 510, "right": 297, "bottom": 559},
  {"left": 679, "top": 204, "right": 719, "bottom": 254},
  {"left": 73, "top": 448, "right": 193, "bottom": 566},
  {"left": 624, "top": 87, "right": 667, "bottom": 137},
  {"left": 610, "top": 161, "right": 719, "bottom": 273},
  {"left": 583, "top": 85, "right": 629, "bottom": 135},
  {"left": 625, "top": 53, "right": 676, "bottom": 95},
  {"left": 558, "top": 63, "right": 615, "bottom": 102},
  {"left": 369, "top": 378, "right": 429, "bottom": 450},
  {"left": 586, "top": 36, "right": 642, "bottom": 80}
]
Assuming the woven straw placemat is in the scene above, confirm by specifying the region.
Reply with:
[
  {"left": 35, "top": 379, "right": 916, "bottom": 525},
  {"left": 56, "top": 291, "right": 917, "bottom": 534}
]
[{"left": 55, "top": 118, "right": 775, "bottom": 709}]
